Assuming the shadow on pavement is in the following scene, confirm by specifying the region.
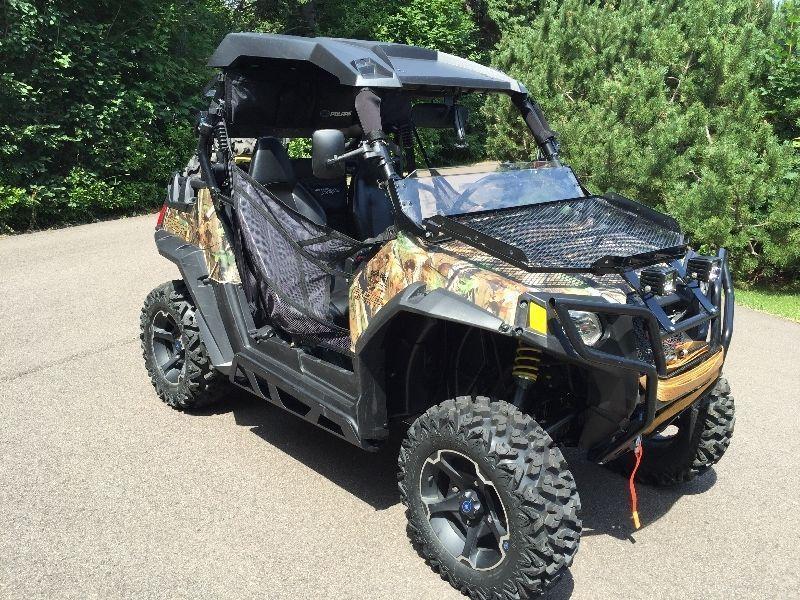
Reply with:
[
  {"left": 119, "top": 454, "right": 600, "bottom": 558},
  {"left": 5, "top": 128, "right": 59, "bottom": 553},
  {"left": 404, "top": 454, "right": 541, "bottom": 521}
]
[
  {"left": 563, "top": 447, "right": 717, "bottom": 541},
  {"left": 193, "top": 391, "right": 403, "bottom": 510},
  {"left": 544, "top": 571, "right": 575, "bottom": 600},
  {"left": 193, "top": 393, "right": 718, "bottom": 543}
]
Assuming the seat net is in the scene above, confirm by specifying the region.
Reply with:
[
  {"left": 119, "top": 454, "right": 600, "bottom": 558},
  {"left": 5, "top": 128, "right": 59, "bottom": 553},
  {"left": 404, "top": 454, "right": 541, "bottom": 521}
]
[{"left": 231, "top": 164, "right": 363, "bottom": 353}]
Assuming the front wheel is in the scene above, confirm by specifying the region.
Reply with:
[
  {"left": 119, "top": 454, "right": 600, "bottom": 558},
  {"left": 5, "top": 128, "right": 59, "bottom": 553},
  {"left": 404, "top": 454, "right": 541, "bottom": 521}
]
[
  {"left": 611, "top": 377, "right": 735, "bottom": 486},
  {"left": 398, "top": 397, "right": 581, "bottom": 599}
]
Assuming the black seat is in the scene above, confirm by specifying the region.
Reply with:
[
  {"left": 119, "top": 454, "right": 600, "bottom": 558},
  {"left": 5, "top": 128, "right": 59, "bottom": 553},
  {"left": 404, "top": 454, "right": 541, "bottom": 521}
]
[
  {"left": 291, "top": 158, "right": 350, "bottom": 234},
  {"left": 328, "top": 276, "right": 350, "bottom": 324},
  {"left": 249, "top": 137, "right": 327, "bottom": 225}
]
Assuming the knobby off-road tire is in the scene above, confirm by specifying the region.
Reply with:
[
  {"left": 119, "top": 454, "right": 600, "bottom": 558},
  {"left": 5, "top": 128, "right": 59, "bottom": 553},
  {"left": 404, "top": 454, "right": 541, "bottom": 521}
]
[
  {"left": 399, "top": 396, "right": 581, "bottom": 600},
  {"left": 612, "top": 377, "right": 735, "bottom": 487},
  {"left": 140, "top": 280, "right": 230, "bottom": 410}
]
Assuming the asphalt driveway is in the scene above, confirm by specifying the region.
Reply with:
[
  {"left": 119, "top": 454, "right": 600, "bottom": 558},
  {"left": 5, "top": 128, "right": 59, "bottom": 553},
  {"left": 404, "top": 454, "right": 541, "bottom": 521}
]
[{"left": 1, "top": 214, "right": 798, "bottom": 599}]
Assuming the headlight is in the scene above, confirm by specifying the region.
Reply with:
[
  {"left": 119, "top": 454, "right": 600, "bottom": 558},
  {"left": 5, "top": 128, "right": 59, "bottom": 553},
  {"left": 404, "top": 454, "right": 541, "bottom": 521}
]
[{"left": 568, "top": 310, "right": 603, "bottom": 346}]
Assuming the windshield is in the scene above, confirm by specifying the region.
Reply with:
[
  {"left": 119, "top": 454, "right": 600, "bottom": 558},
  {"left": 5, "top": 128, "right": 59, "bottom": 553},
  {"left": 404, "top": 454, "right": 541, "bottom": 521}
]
[{"left": 394, "top": 163, "right": 585, "bottom": 224}]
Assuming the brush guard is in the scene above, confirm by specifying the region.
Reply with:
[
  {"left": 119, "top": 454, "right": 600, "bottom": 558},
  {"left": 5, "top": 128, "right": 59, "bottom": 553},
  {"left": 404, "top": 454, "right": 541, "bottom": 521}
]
[{"left": 549, "top": 248, "right": 734, "bottom": 463}]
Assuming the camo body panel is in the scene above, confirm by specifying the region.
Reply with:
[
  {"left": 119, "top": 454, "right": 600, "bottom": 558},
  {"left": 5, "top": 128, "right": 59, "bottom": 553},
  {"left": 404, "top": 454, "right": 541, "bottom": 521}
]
[
  {"left": 162, "top": 187, "right": 240, "bottom": 284},
  {"left": 349, "top": 232, "right": 628, "bottom": 348},
  {"left": 160, "top": 148, "right": 251, "bottom": 284}
]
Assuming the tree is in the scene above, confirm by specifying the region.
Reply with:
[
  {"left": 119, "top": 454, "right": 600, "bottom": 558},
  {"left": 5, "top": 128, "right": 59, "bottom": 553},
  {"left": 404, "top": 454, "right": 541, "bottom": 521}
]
[
  {"left": 762, "top": 0, "right": 800, "bottom": 143},
  {"left": 0, "top": 0, "right": 234, "bottom": 231},
  {"left": 3, "top": 0, "right": 798, "bottom": 285},
  {"left": 485, "top": 0, "right": 800, "bottom": 282}
]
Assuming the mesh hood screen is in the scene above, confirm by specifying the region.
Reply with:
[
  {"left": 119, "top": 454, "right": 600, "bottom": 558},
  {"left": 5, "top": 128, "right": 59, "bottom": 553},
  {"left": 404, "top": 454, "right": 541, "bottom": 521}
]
[{"left": 450, "top": 197, "right": 683, "bottom": 270}]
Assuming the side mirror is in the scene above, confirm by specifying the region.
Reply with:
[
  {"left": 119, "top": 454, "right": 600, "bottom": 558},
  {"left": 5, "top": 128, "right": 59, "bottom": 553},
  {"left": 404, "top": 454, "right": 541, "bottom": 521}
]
[
  {"left": 453, "top": 105, "right": 468, "bottom": 148},
  {"left": 312, "top": 129, "right": 346, "bottom": 179}
]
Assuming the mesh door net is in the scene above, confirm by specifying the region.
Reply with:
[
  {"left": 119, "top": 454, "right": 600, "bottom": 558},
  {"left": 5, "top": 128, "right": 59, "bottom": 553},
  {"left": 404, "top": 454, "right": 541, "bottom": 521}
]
[{"left": 232, "top": 165, "right": 362, "bottom": 352}]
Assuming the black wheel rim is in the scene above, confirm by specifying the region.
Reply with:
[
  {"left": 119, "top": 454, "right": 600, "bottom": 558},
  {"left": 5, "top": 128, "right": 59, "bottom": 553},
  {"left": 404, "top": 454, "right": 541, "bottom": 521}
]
[
  {"left": 419, "top": 449, "right": 510, "bottom": 571},
  {"left": 150, "top": 310, "right": 185, "bottom": 384}
]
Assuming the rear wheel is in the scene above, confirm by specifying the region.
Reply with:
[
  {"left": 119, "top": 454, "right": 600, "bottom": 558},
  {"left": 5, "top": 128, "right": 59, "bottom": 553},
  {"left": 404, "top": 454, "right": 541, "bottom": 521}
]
[
  {"left": 399, "top": 396, "right": 581, "bottom": 599},
  {"left": 140, "top": 280, "right": 230, "bottom": 410},
  {"left": 612, "top": 377, "right": 735, "bottom": 486}
]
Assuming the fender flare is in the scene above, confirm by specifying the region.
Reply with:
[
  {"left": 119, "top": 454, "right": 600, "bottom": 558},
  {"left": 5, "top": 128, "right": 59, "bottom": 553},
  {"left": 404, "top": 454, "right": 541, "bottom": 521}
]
[
  {"left": 155, "top": 230, "right": 234, "bottom": 372},
  {"left": 351, "top": 283, "right": 515, "bottom": 434},
  {"left": 354, "top": 283, "right": 511, "bottom": 355}
]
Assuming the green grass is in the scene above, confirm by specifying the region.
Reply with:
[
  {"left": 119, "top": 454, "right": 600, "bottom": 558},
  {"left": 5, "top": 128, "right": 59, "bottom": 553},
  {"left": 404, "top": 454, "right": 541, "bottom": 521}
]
[{"left": 735, "top": 288, "right": 800, "bottom": 323}]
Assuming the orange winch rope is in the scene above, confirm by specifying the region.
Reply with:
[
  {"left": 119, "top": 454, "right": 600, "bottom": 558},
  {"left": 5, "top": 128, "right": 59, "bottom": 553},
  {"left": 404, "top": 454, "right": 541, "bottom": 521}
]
[{"left": 629, "top": 437, "right": 643, "bottom": 529}]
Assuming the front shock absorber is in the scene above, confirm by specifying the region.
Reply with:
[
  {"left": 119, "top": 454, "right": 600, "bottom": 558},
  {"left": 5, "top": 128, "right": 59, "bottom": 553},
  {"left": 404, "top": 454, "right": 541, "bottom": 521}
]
[
  {"left": 215, "top": 119, "right": 232, "bottom": 158},
  {"left": 512, "top": 342, "right": 542, "bottom": 407}
]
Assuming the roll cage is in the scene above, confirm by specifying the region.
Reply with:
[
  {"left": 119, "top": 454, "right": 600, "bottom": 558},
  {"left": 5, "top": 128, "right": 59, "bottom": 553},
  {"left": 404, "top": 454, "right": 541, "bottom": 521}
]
[
  {"left": 194, "top": 32, "right": 693, "bottom": 279},
  {"left": 197, "top": 84, "right": 685, "bottom": 279},
  {"left": 171, "top": 33, "right": 734, "bottom": 463}
]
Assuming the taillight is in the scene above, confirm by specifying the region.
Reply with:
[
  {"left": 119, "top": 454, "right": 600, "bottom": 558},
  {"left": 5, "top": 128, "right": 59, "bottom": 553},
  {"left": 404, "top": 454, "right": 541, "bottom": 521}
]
[{"left": 155, "top": 203, "right": 168, "bottom": 229}]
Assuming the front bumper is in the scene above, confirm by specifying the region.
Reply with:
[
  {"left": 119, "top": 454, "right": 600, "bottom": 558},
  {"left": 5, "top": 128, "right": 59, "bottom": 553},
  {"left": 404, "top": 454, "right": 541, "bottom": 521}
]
[{"left": 521, "top": 248, "right": 734, "bottom": 463}]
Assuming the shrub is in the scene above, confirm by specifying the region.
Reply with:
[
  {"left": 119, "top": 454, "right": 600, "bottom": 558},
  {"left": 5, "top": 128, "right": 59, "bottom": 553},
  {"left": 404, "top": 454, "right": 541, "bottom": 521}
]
[
  {"left": 484, "top": 0, "right": 800, "bottom": 282},
  {"left": 0, "top": 0, "right": 231, "bottom": 231}
]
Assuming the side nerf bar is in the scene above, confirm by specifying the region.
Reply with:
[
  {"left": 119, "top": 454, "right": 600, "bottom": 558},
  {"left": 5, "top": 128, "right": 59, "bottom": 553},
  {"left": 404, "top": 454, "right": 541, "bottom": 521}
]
[{"left": 550, "top": 251, "right": 733, "bottom": 463}]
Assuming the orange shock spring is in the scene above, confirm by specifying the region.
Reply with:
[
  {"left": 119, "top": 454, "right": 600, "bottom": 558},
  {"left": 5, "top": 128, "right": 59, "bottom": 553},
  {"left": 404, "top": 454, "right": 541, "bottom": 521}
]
[{"left": 512, "top": 341, "right": 542, "bottom": 383}]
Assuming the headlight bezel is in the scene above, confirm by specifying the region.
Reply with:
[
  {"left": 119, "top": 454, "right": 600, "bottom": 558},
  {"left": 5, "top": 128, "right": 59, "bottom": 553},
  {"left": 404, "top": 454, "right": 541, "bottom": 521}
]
[{"left": 567, "top": 309, "right": 604, "bottom": 346}]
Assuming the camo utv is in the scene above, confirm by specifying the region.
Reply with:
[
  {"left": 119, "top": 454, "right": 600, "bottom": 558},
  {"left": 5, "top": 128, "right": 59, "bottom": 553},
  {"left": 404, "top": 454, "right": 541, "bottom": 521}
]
[{"left": 141, "top": 33, "right": 735, "bottom": 599}]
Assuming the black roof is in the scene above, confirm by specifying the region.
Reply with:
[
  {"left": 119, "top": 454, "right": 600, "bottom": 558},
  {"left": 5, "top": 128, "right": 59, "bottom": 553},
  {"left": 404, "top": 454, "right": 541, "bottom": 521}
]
[{"left": 208, "top": 33, "right": 527, "bottom": 95}]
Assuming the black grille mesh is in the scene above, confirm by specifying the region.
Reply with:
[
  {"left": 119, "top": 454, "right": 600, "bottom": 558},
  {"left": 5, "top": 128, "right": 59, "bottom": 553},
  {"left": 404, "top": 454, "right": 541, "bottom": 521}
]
[
  {"left": 437, "top": 238, "right": 626, "bottom": 290},
  {"left": 451, "top": 197, "right": 683, "bottom": 270},
  {"left": 628, "top": 294, "right": 685, "bottom": 366}
]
